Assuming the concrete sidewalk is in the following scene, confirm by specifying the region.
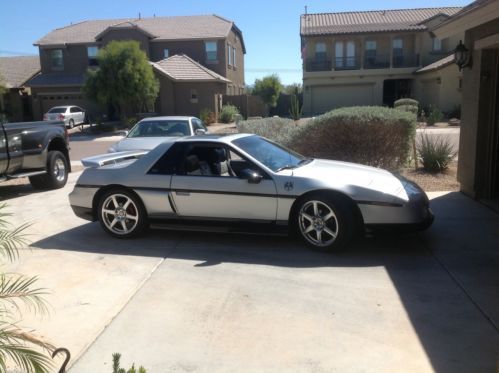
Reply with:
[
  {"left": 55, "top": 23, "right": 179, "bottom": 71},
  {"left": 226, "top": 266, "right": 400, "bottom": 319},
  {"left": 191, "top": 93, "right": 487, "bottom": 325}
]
[{"left": 69, "top": 191, "right": 498, "bottom": 373}]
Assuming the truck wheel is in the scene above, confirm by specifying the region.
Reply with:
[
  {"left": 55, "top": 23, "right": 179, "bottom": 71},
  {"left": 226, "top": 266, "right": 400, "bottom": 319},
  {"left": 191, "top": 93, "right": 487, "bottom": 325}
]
[{"left": 29, "top": 151, "right": 69, "bottom": 190}]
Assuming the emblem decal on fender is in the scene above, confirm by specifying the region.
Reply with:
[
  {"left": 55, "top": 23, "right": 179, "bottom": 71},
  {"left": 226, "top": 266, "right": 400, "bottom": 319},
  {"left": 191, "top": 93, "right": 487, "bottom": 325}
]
[{"left": 284, "top": 181, "right": 294, "bottom": 191}]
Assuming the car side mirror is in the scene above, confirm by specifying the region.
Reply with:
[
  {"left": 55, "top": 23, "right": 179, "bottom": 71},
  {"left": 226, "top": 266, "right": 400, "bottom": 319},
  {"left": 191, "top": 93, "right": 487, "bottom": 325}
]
[
  {"left": 118, "top": 130, "right": 128, "bottom": 137},
  {"left": 195, "top": 129, "right": 207, "bottom": 135},
  {"left": 239, "top": 168, "right": 263, "bottom": 184}
]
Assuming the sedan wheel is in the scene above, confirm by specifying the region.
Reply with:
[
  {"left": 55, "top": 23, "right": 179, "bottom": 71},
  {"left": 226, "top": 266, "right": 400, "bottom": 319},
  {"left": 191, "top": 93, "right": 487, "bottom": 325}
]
[
  {"left": 98, "top": 190, "right": 148, "bottom": 238},
  {"left": 296, "top": 196, "right": 355, "bottom": 251}
]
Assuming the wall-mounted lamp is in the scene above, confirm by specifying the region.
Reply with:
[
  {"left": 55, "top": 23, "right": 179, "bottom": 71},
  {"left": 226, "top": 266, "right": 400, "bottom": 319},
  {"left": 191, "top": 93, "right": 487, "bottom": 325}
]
[{"left": 454, "top": 40, "right": 472, "bottom": 70}]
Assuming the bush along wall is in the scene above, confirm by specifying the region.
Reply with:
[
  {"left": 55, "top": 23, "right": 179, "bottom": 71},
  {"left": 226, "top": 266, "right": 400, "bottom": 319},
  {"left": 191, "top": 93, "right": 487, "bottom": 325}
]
[
  {"left": 236, "top": 117, "right": 298, "bottom": 146},
  {"left": 287, "top": 106, "right": 417, "bottom": 170}
]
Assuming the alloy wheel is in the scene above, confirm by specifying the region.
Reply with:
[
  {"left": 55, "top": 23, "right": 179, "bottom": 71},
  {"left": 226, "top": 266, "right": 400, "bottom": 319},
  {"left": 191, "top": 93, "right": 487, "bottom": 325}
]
[
  {"left": 101, "top": 194, "right": 139, "bottom": 235},
  {"left": 298, "top": 200, "right": 339, "bottom": 247}
]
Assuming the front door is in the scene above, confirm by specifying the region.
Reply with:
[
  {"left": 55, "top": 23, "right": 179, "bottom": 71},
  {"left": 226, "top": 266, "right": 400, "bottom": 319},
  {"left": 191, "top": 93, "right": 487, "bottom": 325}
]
[{"left": 170, "top": 143, "right": 278, "bottom": 221}]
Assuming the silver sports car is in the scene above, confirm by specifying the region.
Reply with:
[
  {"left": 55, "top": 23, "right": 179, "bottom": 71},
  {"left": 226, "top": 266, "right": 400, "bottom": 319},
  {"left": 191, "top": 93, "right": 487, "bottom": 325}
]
[{"left": 69, "top": 134, "right": 433, "bottom": 251}]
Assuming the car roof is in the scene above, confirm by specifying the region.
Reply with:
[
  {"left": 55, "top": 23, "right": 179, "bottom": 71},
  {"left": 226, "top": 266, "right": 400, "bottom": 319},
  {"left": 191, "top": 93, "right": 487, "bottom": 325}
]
[
  {"left": 150, "top": 133, "right": 253, "bottom": 152},
  {"left": 140, "top": 116, "right": 195, "bottom": 121},
  {"left": 50, "top": 105, "right": 75, "bottom": 109}
]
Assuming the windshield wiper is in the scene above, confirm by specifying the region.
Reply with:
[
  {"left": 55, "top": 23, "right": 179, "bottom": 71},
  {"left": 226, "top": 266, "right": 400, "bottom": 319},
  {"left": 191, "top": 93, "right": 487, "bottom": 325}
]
[{"left": 275, "top": 165, "right": 297, "bottom": 172}]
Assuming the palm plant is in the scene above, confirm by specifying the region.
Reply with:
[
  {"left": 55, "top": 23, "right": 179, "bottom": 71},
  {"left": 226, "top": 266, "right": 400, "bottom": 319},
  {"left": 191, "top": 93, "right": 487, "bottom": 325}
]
[{"left": 0, "top": 203, "right": 54, "bottom": 372}]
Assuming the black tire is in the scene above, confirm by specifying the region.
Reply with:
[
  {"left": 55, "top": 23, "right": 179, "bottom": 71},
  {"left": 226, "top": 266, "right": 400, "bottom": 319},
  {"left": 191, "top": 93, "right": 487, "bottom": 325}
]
[
  {"left": 29, "top": 150, "right": 69, "bottom": 190},
  {"left": 97, "top": 189, "right": 148, "bottom": 238},
  {"left": 68, "top": 119, "right": 74, "bottom": 129},
  {"left": 292, "top": 194, "right": 356, "bottom": 252}
]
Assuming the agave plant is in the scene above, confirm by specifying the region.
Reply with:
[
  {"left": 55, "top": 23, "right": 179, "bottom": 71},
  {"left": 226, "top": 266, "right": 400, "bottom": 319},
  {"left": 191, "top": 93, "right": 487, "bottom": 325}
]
[{"left": 0, "top": 203, "right": 54, "bottom": 372}]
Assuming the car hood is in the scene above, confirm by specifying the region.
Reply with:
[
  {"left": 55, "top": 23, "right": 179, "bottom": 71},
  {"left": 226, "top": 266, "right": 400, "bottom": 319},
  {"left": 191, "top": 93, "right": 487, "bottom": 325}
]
[
  {"left": 292, "top": 159, "right": 408, "bottom": 201},
  {"left": 109, "top": 137, "right": 178, "bottom": 152}
]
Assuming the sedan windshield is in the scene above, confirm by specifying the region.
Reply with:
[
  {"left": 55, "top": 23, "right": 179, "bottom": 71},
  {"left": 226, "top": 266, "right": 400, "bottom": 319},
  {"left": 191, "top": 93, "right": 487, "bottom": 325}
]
[
  {"left": 233, "top": 136, "right": 310, "bottom": 172},
  {"left": 128, "top": 120, "right": 190, "bottom": 138}
]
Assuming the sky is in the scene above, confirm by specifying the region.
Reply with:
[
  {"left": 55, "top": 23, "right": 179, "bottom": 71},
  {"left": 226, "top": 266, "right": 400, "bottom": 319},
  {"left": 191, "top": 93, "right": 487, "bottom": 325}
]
[{"left": 0, "top": 0, "right": 469, "bottom": 85}]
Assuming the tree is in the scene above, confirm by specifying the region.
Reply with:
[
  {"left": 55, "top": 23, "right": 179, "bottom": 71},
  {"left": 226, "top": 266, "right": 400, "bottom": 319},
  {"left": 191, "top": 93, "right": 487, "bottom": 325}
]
[
  {"left": 283, "top": 83, "right": 302, "bottom": 95},
  {"left": 84, "top": 41, "right": 159, "bottom": 119},
  {"left": 252, "top": 74, "right": 283, "bottom": 108},
  {"left": 0, "top": 204, "right": 54, "bottom": 372}
]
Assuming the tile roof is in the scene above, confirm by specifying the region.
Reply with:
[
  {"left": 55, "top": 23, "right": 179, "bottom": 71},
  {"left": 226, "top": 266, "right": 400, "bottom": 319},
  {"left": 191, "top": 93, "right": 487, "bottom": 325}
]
[
  {"left": 26, "top": 73, "right": 86, "bottom": 87},
  {"left": 0, "top": 56, "right": 40, "bottom": 88},
  {"left": 300, "top": 7, "right": 462, "bottom": 36},
  {"left": 415, "top": 54, "right": 456, "bottom": 73},
  {"left": 151, "top": 54, "right": 231, "bottom": 83},
  {"left": 35, "top": 15, "right": 234, "bottom": 45}
]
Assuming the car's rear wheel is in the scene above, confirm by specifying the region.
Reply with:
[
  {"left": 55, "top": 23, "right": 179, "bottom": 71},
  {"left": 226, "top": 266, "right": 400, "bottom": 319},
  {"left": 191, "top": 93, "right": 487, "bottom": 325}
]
[
  {"left": 68, "top": 119, "right": 74, "bottom": 129},
  {"left": 29, "top": 150, "right": 68, "bottom": 190},
  {"left": 98, "top": 189, "right": 148, "bottom": 238},
  {"left": 294, "top": 195, "right": 355, "bottom": 252}
]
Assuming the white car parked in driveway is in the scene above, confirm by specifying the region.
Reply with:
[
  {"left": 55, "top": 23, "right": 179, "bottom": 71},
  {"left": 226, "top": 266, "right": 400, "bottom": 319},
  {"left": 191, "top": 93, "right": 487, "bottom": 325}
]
[
  {"left": 43, "top": 105, "right": 86, "bottom": 129},
  {"left": 107, "top": 116, "right": 208, "bottom": 153}
]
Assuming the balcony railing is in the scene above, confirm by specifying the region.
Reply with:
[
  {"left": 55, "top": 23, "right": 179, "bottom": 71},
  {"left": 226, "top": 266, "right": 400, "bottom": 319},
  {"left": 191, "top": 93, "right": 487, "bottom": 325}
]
[
  {"left": 305, "top": 53, "right": 420, "bottom": 72},
  {"left": 392, "top": 53, "right": 419, "bottom": 68},
  {"left": 334, "top": 56, "right": 360, "bottom": 70},
  {"left": 305, "top": 59, "right": 332, "bottom": 72},
  {"left": 364, "top": 54, "right": 390, "bottom": 69}
]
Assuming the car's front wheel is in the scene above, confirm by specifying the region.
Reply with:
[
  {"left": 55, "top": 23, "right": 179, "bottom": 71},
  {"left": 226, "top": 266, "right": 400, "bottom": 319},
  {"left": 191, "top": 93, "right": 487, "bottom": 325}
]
[
  {"left": 97, "top": 189, "right": 148, "bottom": 238},
  {"left": 295, "top": 195, "right": 355, "bottom": 251}
]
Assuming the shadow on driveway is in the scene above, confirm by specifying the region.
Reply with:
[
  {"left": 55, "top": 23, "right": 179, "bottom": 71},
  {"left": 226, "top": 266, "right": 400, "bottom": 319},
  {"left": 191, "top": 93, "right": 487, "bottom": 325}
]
[{"left": 32, "top": 192, "right": 499, "bottom": 372}]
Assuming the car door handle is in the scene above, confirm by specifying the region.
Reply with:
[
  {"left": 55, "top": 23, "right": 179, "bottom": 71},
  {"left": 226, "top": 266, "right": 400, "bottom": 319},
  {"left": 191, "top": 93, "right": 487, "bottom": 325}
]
[{"left": 175, "top": 191, "right": 190, "bottom": 196}]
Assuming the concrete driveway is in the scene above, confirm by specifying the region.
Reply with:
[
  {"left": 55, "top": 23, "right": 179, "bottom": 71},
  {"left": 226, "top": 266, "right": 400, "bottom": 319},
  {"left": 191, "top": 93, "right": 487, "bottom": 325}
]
[{"left": 2, "top": 172, "right": 497, "bottom": 373}]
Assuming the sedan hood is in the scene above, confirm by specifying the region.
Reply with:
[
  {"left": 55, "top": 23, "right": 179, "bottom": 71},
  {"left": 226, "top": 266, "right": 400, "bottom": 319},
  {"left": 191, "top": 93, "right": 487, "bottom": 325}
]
[
  {"left": 292, "top": 159, "right": 407, "bottom": 201},
  {"left": 109, "top": 137, "right": 178, "bottom": 152}
]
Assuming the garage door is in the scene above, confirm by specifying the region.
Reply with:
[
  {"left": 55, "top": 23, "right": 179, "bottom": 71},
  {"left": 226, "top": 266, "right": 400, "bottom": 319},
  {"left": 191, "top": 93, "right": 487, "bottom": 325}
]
[
  {"left": 40, "top": 93, "right": 86, "bottom": 115},
  {"left": 311, "top": 84, "right": 375, "bottom": 115}
]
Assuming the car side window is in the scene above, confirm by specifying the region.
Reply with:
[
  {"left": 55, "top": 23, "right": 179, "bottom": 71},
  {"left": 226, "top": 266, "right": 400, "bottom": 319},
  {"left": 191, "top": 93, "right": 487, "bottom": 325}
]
[
  {"left": 180, "top": 145, "right": 232, "bottom": 177},
  {"left": 148, "top": 143, "right": 186, "bottom": 175}
]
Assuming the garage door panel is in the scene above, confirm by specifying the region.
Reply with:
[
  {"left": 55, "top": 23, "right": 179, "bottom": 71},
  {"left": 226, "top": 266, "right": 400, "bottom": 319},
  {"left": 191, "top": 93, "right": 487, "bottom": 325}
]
[{"left": 311, "top": 84, "right": 374, "bottom": 115}]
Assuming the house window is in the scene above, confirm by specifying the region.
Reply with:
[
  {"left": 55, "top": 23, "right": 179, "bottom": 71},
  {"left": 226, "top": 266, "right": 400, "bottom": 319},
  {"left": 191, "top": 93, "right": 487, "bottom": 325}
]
[
  {"left": 50, "top": 49, "right": 63, "bottom": 70},
  {"left": 228, "top": 44, "right": 232, "bottom": 66},
  {"left": 315, "top": 42, "right": 327, "bottom": 61},
  {"left": 335, "top": 41, "right": 343, "bottom": 67},
  {"left": 432, "top": 38, "right": 442, "bottom": 52},
  {"left": 163, "top": 48, "right": 169, "bottom": 58},
  {"left": 365, "top": 40, "right": 377, "bottom": 66},
  {"left": 335, "top": 41, "right": 356, "bottom": 68},
  {"left": 190, "top": 89, "right": 198, "bottom": 103},
  {"left": 205, "top": 41, "right": 217, "bottom": 62},
  {"left": 393, "top": 38, "right": 404, "bottom": 66},
  {"left": 233, "top": 47, "right": 236, "bottom": 68},
  {"left": 87, "top": 46, "right": 99, "bottom": 66}
]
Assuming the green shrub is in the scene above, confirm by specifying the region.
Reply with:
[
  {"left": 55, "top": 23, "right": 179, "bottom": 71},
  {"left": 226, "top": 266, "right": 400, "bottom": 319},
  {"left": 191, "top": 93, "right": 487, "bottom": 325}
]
[
  {"left": 417, "top": 132, "right": 456, "bottom": 172},
  {"left": 200, "top": 108, "right": 216, "bottom": 125},
  {"left": 287, "top": 106, "right": 416, "bottom": 170},
  {"left": 426, "top": 105, "right": 444, "bottom": 126},
  {"left": 113, "top": 353, "right": 146, "bottom": 373},
  {"left": 124, "top": 116, "right": 138, "bottom": 129},
  {"left": 236, "top": 117, "right": 298, "bottom": 145},
  {"left": 446, "top": 105, "right": 461, "bottom": 119},
  {"left": 394, "top": 98, "right": 419, "bottom": 108},
  {"left": 219, "top": 104, "right": 239, "bottom": 123}
]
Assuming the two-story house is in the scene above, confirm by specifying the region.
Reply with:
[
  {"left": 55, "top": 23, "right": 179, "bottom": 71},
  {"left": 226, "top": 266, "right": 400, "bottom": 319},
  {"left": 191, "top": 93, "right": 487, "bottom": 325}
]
[
  {"left": 300, "top": 7, "right": 463, "bottom": 115},
  {"left": 27, "top": 14, "right": 245, "bottom": 120}
]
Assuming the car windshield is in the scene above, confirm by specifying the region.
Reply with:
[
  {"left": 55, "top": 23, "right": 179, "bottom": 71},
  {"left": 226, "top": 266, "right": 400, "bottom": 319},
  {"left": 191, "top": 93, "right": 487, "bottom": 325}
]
[
  {"left": 127, "top": 120, "right": 190, "bottom": 138},
  {"left": 48, "top": 107, "right": 67, "bottom": 113},
  {"left": 233, "top": 136, "right": 310, "bottom": 172}
]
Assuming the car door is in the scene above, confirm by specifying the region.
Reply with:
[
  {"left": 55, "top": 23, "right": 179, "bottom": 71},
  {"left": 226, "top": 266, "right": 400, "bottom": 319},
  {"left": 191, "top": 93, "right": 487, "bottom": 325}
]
[
  {"left": 0, "top": 124, "right": 7, "bottom": 175},
  {"left": 170, "top": 142, "right": 278, "bottom": 221}
]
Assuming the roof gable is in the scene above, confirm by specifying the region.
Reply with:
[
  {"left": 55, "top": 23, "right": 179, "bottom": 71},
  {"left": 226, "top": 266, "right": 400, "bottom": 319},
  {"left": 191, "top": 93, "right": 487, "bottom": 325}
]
[
  {"left": 152, "top": 54, "right": 231, "bottom": 83},
  {"left": 300, "top": 7, "right": 462, "bottom": 36},
  {"left": 0, "top": 56, "right": 40, "bottom": 88}
]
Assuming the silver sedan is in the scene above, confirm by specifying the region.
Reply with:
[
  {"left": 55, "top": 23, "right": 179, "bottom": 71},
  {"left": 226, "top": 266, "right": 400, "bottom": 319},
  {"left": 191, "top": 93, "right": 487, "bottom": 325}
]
[
  {"left": 69, "top": 134, "right": 433, "bottom": 251},
  {"left": 43, "top": 105, "right": 85, "bottom": 129},
  {"left": 108, "top": 116, "right": 207, "bottom": 153}
]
